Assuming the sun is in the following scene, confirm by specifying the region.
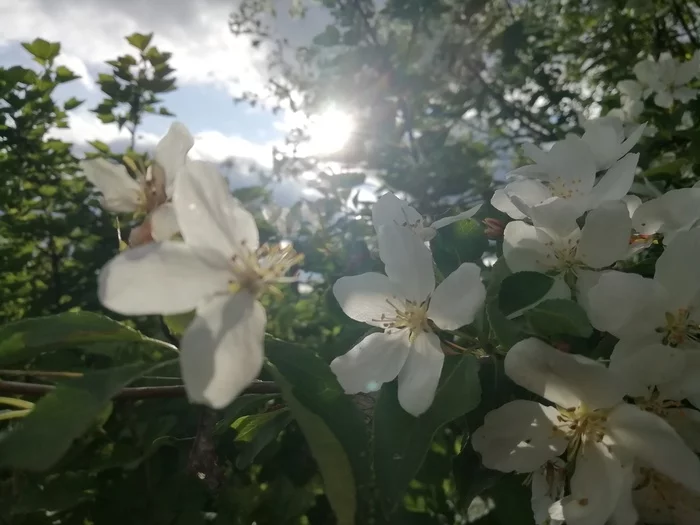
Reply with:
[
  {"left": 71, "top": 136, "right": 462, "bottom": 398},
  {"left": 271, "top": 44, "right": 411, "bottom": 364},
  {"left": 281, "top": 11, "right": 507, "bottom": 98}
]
[{"left": 306, "top": 108, "right": 355, "bottom": 156}]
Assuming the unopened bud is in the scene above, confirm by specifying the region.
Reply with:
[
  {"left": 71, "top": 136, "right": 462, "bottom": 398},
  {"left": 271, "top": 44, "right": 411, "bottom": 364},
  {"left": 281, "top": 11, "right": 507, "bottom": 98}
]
[{"left": 483, "top": 218, "right": 505, "bottom": 239}]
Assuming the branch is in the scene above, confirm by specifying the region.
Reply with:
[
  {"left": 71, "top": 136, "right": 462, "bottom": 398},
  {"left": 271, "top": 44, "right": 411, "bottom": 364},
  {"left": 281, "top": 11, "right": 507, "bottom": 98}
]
[{"left": 0, "top": 380, "right": 280, "bottom": 399}]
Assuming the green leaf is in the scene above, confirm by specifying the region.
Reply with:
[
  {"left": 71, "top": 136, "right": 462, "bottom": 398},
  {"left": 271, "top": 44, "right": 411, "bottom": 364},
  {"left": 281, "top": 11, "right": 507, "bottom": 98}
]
[
  {"left": 0, "top": 362, "right": 157, "bottom": 470},
  {"left": 88, "top": 140, "right": 112, "bottom": 155},
  {"left": 525, "top": 299, "right": 593, "bottom": 338},
  {"left": 265, "top": 338, "right": 372, "bottom": 525},
  {"left": 431, "top": 219, "right": 488, "bottom": 274},
  {"left": 0, "top": 312, "right": 175, "bottom": 366},
  {"left": 21, "top": 38, "right": 60, "bottom": 62},
  {"left": 373, "top": 355, "right": 481, "bottom": 514},
  {"left": 163, "top": 311, "right": 195, "bottom": 337},
  {"left": 63, "top": 97, "right": 83, "bottom": 110},
  {"left": 498, "top": 271, "right": 554, "bottom": 316},
  {"left": 126, "top": 32, "right": 154, "bottom": 51},
  {"left": 55, "top": 66, "right": 79, "bottom": 83},
  {"left": 233, "top": 409, "right": 293, "bottom": 469},
  {"left": 485, "top": 260, "right": 523, "bottom": 349}
]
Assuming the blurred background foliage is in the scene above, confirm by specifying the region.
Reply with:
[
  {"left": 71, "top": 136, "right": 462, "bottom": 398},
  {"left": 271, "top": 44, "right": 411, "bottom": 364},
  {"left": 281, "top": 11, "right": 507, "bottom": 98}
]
[{"left": 1, "top": 0, "right": 699, "bottom": 523}]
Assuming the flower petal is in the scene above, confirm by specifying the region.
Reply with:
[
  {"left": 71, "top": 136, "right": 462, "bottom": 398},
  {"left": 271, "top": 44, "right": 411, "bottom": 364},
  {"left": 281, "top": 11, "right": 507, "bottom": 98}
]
[
  {"left": 430, "top": 203, "right": 482, "bottom": 230},
  {"left": 397, "top": 332, "right": 444, "bottom": 416},
  {"left": 521, "top": 196, "right": 585, "bottom": 234},
  {"left": 471, "top": 400, "right": 567, "bottom": 473},
  {"left": 607, "top": 403, "right": 700, "bottom": 493},
  {"left": 150, "top": 202, "right": 180, "bottom": 242},
  {"left": 633, "top": 188, "right": 700, "bottom": 236},
  {"left": 654, "top": 228, "right": 700, "bottom": 310},
  {"left": 98, "top": 241, "right": 230, "bottom": 315},
  {"left": 333, "top": 273, "right": 401, "bottom": 328},
  {"left": 174, "top": 160, "right": 259, "bottom": 254},
  {"left": 654, "top": 91, "right": 674, "bottom": 109},
  {"left": 581, "top": 120, "right": 623, "bottom": 171},
  {"left": 81, "top": 158, "right": 142, "bottom": 213},
  {"left": 577, "top": 201, "right": 632, "bottom": 268},
  {"left": 330, "top": 330, "right": 410, "bottom": 394},
  {"left": 608, "top": 341, "right": 686, "bottom": 397},
  {"left": 531, "top": 461, "right": 566, "bottom": 525},
  {"left": 504, "top": 338, "right": 622, "bottom": 409},
  {"left": 553, "top": 441, "right": 627, "bottom": 525},
  {"left": 428, "top": 263, "right": 486, "bottom": 330},
  {"left": 155, "top": 122, "right": 194, "bottom": 196},
  {"left": 665, "top": 408, "right": 700, "bottom": 453},
  {"left": 491, "top": 188, "right": 527, "bottom": 219},
  {"left": 372, "top": 192, "right": 423, "bottom": 233},
  {"left": 585, "top": 271, "right": 665, "bottom": 340},
  {"left": 503, "top": 221, "right": 557, "bottom": 273},
  {"left": 377, "top": 223, "right": 435, "bottom": 303},
  {"left": 180, "top": 292, "right": 266, "bottom": 408},
  {"left": 587, "top": 153, "right": 639, "bottom": 210}
]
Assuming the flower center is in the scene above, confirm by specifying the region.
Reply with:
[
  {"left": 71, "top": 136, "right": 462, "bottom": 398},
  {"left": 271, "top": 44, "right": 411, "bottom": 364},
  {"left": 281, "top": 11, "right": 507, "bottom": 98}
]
[
  {"left": 556, "top": 404, "right": 609, "bottom": 461},
  {"left": 375, "top": 299, "right": 430, "bottom": 342},
  {"left": 547, "top": 176, "right": 581, "bottom": 199},
  {"left": 657, "top": 308, "right": 699, "bottom": 346},
  {"left": 228, "top": 243, "right": 303, "bottom": 298}
]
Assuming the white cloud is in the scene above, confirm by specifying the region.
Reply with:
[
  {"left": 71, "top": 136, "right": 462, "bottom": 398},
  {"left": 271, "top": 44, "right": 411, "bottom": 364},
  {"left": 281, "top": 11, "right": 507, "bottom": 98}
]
[
  {"left": 0, "top": 0, "right": 270, "bottom": 97},
  {"left": 54, "top": 53, "right": 95, "bottom": 91},
  {"left": 190, "top": 130, "right": 275, "bottom": 168}
]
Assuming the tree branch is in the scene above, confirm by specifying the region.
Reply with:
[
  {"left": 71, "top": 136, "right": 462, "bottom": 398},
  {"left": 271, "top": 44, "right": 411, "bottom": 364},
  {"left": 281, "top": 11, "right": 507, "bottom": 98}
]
[{"left": 0, "top": 380, "right": 280, "bottom": 399}]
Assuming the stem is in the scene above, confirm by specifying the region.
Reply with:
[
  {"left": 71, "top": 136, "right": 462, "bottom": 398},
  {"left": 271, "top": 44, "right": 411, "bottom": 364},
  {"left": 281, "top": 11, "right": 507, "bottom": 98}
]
[
  {"left": 0, "top": 410, "right": 30, "bottom": 422},
  {"left": 0, "top": 397, "right": 33, "bottom": 410},
  {"left": 0, "top": 380, "right": 280, "bottom": 399}
]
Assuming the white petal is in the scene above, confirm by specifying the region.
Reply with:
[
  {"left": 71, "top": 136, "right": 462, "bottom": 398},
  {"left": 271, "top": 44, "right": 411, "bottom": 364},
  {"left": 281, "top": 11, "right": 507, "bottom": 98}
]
[
  {"left": 428, "top": 263, "right": 486, "bottom": 330},
  {"left": 397, "top": 332, "right": 444, "bottom": 416},
  {"left": 504, "top": 179, "right": 552, "bottom": 208},
  {"left": 491, "top": 188, "right": 527, "bottom": 219},
  {"left": 585, "top": 271, "right": 665, "bottom": 340},
  {"left": 430, "top": 203, "right": 482, "bottom": 230},
  {"left": 377, "top": 223, "right": 435, "bottom": 303},
  {"left": 174, "top": 160, "right": 259, "bottom": 254},
  {"left": 633, "top": 188, "right": 700, "bottom": 236},
  {"left": 471, "top": 400, "right": 567, "bottom": 473},
  {"left": 555, "top": 441, "right": 626, "bottom": 525},
  {"left": 617, "top": 80, "right": 643, "bottom": 100},
  {"left": 503, "top": 221, "right": 557, "bottom": 273},
  {"left": 522, "top": 142, "right": 550, "bottom": 166},
  {"left": 98, "top": 241, "right": 230, "bottom": 315},
  {"left": 541, "top": 137, "right": 597, "bottom": 193},
  {"left": 577, "top": 201, "right": 632, "bottom": 268},
  {"left": 622, "top": 195, "right": 642, "bottom": 217},
  {"left": 662, "top": 351, "right": 700, "bottom": 405},
  {"left": 609, "top": 341, "right": 686, "bottom": 397},
  {"left": 333, "top": 273, "right": 401, "bottom": 328},
  {"left": 582, "top": 121, "right": 622, "bottom": 170},
  {"left": 81, "top": 158, "right": 142, "bottom": 213},
  {"left": 634, "top": 59, "right": 659, "bottom": 86},
  {"left": 617, "top": 123, "right": 646, "bottom": 160},
  {"left": 504, "top": 338, "right": 622, "bottom": 409},
  {"left": 675, "top": 58, "right": 699, "bottom": 86},
  {"left": 154, "top": 122, "right": 194, "bottom": 196},
  {"left": 587, "top": 153, "right": 639, "bottom": 209},
  {"left": 523, "top": 196, "right": 585, "bottom": 234},
  {"left": 654, "top": 228, "right": 700, "bottom": 310},
  {"left": 372, "top": 192, "right": 423, "bottom": 233},
  {"left": 665, "top": 408, "right": 700, "bottom": 453},
  {"left": 607, "top": 403, "right": 700, "bottom": 493},
  {"left": 330, "top": 330, "right": 410, "bottom": 394},
  {"left": 180, "top": 292, "right": 266, "bottom": 408},
  {"left": 654, "top": 90, "right": 674, "bottom": 108},
  {"left": 609, "top": 467, "right": 639, "bottom": 525},
  {"left": 149, "top": 202, "right": 180, "bottom": 242},
  {"left": 675, "top": 86, "right": 699, "bottom": 103}
]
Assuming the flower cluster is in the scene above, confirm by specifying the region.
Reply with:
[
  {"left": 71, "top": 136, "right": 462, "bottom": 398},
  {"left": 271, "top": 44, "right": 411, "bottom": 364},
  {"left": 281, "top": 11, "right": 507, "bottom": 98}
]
[
  {"left": 472, "top": 118, "right": 700, "bottom": 524},
  {"left": 84, "top": 123, "right": 302, "bottom": 408}
]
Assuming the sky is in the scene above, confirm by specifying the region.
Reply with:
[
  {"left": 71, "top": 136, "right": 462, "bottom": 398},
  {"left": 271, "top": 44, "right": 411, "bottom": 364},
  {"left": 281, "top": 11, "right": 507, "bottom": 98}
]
[{"left": 0, "top": 0, "right": 350, "bottom": 204}]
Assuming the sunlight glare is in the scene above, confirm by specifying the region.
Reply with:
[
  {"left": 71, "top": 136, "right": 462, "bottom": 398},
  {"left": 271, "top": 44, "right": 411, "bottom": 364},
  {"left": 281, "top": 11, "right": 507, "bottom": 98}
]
[{"left": 307, "top": 108, "right": 355, "bottom": 155}]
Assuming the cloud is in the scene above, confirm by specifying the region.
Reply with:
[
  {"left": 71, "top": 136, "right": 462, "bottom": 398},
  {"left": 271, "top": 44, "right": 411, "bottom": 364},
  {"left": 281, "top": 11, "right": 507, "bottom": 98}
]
[{"left": 189, "top": 130, "right": 275, "bottom": 168}]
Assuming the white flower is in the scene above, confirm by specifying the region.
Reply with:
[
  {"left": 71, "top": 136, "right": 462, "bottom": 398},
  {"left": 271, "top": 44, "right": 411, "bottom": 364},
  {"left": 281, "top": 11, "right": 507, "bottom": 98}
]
[
  {"left": 622, "top": 53, "right": 700, "bottom": 109},
  {"left": 472, "top": 338, "right": 700, "bottom": 525},
  {"left": 372, "top": 192, "right": 481, "bottom": 242},
  {"left": 632, "top": 186, "right": 700, "bottom": 245},
  {"left": 580, "top": 117, "right": 645, "bottom": 171},
  {"left": 97, "top": 160, "right": 302, "bottom": 408},
  {"left": 492, "top": 136, "right": 639, "bottom": 233},
  {"left": 503, "top": 201, "right": 632, "bottom": 293},
  {"left": 633, "top": 467, "right": 700, "bottom": 525},
  {"left": 81, "top": 122, "right": 194, "bottom": 244},
  {"left": 586, "top": 228, "right": 700, "bottom": 347},
  {"left": 330, "top": 222, "right": 485, "bottom": 416}
]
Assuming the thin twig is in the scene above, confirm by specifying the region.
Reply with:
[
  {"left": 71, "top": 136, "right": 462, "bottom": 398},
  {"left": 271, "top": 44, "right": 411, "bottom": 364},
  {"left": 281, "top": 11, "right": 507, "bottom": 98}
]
[{"left": 0, "top": 380, "right": 280, "bottom": 399}]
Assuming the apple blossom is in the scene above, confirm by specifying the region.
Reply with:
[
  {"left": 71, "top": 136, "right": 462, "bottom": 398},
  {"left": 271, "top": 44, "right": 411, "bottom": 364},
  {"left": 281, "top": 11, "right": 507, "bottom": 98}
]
[
  {"left": 492, "top": 135, "right": 639, "bottom": 232},
  {"left": 632, "top": 185, "right": 700, "bottom": 245},
  {"left": 579, "top": 117, "right": 645, "bottom": 172},
  {"left": 81, "top": 122, "right": 194, "bottom": 245},
  {"left": 372, "top": 192, "right": 481, "bottom": 242},
  {"left": 97, "top": 160, "right": 302, "bottom": 408},
  {"left": 472, "top": 338, "right": 700, "bottom": 525},
  {"left": 330, "top": 222, "right": 485, "bottom": 416},
  {"left": 633, "top": 467, "right": 700, "bottom": 525},
  {"left": 503, "top": 200, "right": 632, "bottom": 293}
]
